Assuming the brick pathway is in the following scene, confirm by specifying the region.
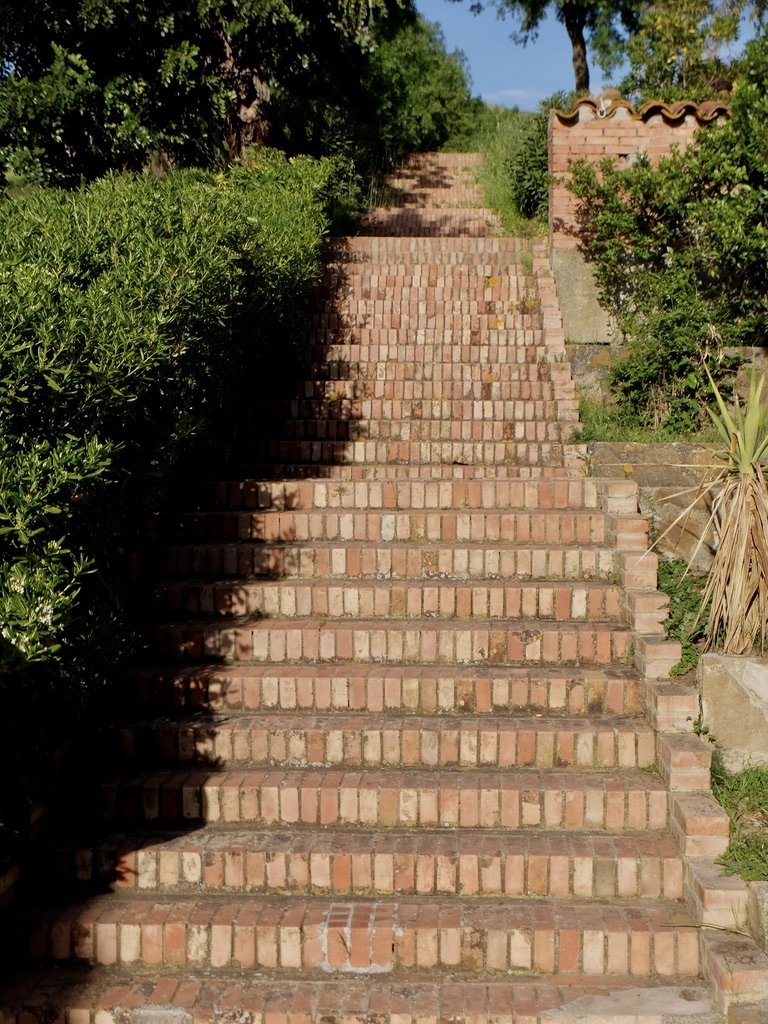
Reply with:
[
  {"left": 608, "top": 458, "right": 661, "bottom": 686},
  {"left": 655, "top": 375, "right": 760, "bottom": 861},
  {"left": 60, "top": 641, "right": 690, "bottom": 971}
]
[{"left": 2, "top": 152, "right": 767, "bottom": 1022}]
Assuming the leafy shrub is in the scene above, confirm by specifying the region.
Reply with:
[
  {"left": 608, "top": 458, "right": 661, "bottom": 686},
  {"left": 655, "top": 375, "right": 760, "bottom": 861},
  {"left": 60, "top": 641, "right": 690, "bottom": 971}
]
[
  {"left": 569, "top": 33, "right": 768, "bottom": 435},
  {"left": 0, "top": 151, "right": 331, "bottom": 850}
]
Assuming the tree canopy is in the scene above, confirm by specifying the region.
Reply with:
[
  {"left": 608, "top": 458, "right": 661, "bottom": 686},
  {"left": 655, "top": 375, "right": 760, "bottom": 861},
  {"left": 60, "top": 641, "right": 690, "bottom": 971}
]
[
  {"left": 0, "top": 0, "right": 454, "bottom": 186},
  {"left": 447, "top": 0, "right": 645, "bottom": 93}
]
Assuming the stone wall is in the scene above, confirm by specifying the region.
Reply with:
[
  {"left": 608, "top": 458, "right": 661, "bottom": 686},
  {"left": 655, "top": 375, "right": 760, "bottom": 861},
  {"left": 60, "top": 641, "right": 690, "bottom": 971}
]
[{"left": 549, "top": 97, "right": 730, "bottom": 251}]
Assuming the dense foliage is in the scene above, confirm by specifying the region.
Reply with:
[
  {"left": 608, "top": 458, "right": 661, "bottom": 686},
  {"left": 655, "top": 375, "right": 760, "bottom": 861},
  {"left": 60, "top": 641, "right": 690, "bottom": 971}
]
[
  {"left": 568, "top": 32, "right": 768, "bottom": 435},
  {"left": 0, "top": 152, "right": 331, "bottom": 860},
  {"left": 0, "top": 1, "right": 478, "bottom": 189},
  {"left": 273, "top": 15, "right": 478, "bottom": 177},
  {"left": 620, "top": 0, "right": 740, "bottom": 101}
]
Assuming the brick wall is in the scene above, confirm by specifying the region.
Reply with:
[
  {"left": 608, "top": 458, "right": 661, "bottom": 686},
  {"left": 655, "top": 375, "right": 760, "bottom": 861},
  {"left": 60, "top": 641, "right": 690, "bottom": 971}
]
[{"left": 549, "top": 97, "right": 729, "bottom": 250}]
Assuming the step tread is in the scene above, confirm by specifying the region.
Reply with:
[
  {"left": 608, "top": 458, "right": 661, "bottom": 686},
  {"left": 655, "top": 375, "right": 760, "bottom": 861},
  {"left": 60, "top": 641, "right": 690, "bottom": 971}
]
[{"left": 0, "top": 969, "right": 722, "bottom": 1024}]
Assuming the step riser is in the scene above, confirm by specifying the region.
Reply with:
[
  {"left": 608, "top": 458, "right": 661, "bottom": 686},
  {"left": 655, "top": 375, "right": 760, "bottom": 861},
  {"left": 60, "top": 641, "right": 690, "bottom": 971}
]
[
  {"left": 136, "top": 668, "right": 642, "bottom": 718},
  {"left": 161, "top": 544, "right": 616, "bottom": 582},
  {"left": 153, "top": 581, "right": 624, "bottom": 623},
  {"left": 120, "top": 719, "right": 655, "bottom": 771},
  {"left": 312, "top": 314, "right": 543, "bottom": 330},
  {"left": 217, "top": 464, "right": 574, "bottom": 481},
  {"left": 238, "top": 440, "right": 567, "bottom": 466},
  {"left": 278, "top": 420, "right": 564, "bottom": 442},
  {"left": 31, "top": 913, "right": 699, "bottom": 978},
  {"left": 69, "top": 835, "right": 682, "bottom": 901},
  {"left": 149, "top": 621, "right": 633, "bottom": 667},
  {"left": 298, "top": 380, "right": 573, "bottom": 401},
  {"left": 174, "top": 478, "right": 601, "bottom": 512},
  {"left": 100, "top": 772, "right": 667, "bottom": 830},
  {"left": 156, "top": 511, "right": 607, "bottom": 545},
  {"left": 284, "top": 398, "right": 574, "bottom": 420},
  {"left": 310, "top": 363, "right": 558, "bottom": 381}
]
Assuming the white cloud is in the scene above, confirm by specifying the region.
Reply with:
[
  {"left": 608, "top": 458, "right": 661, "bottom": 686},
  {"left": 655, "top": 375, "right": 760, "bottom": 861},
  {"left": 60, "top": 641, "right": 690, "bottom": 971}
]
[{"left": 482, "top": 88, "right": 546, "bottom": 110}]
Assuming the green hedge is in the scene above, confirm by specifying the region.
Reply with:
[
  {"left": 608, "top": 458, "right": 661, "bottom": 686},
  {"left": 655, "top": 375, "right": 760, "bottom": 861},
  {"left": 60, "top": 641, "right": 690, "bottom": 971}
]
[{"left": 0, "top": 152, "right": 331, "bottom": 862}]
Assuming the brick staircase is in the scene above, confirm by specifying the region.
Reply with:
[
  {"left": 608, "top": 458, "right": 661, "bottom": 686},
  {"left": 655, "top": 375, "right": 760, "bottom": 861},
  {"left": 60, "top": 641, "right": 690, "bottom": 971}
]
[{"left": 2, "top": 152, "right": 767, "bottom": 1022}]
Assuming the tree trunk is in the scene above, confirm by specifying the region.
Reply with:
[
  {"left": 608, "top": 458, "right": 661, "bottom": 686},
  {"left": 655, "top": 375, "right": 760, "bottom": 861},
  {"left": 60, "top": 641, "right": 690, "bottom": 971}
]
[
  {"left": 215, "top": 24, "right": 272, "bottom": 160},
  {"left": 224, "top": 70, "right": 271, "bottom": 160},
  {"left": 561, "top": 2, "right": 590, "bottom": 94}
]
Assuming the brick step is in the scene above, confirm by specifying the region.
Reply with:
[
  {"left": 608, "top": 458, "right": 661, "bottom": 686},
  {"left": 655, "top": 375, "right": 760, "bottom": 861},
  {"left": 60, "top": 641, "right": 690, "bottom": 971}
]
[
  {"left": 148, "top": 616, "right": 634, "bottom": 667},
  {"left": 0, "top": 969, "right": 722, "bottom": 1024},
  {"left": 99, "top": 766, "right": 666, "bottom": 829},
  {"left": 65, "top": 828, "right": 683, "bottom": 900},
  {"left": 211, "top": 462, "right": 575, "bottom": 481},
  {"left": 307, "top": 342, "right": 553, "bottom": 363},
  {"left": 283, "top": 396, "right": 575, "bottom": 421},
  {"left": 296, "top": 375, "right": 572, "bottom": 401},
  {"left": 218, "top": 440, "right": 568, "bottom": 468},
  {"left": 24, "top": 894, "right": 698, "bottom": 976},
  {"left": 276, "top": 418, "right": 564, "bottom": 443},
  {"left": 174, "top": 476, "right": 604, "bottom": 513},
  {"left": 150, "top": 579, "right": 625, "bottom": 624},
  {"left": 328, "top": 236, "right": 528, "bottom": 258},
  {"left": 361, "top": 208, "right": 501, "bottom": 236},
  {"left": 159, "top": 540, "right": 617, "bottom": 582},
  {"left": 134, "top": 664, "right": 643, "bottom": 718},
  {"left": 308, "top": 360, "right": 564, "bottom": 382},
  {"left": 312, "top": 310, "right": 543, "bottom": 329},
  {"left": 318, "top": 281, "right": 534, "bottom": 303},
  {"left": 153, "top": 508, "right": 610, "bottom": 546},
  {"left": 118, "top": 712, "right": 655, "bottom": 771}
]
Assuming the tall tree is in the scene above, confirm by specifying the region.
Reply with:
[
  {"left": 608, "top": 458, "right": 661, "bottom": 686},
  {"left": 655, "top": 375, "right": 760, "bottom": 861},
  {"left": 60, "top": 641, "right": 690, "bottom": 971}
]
[
  {"left": 447, "top": 0, "right": 646, "bottom": 93},
  {"left": 621, "top": 0, "right": 743, "bottom": 99},
  {"left": 0, "top": 0, "right": 411, "bottom": 186}
]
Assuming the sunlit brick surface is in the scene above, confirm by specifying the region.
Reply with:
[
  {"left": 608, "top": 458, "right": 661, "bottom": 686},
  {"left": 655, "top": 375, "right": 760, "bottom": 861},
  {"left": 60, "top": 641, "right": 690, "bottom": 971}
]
[{"left": 0, "top": 151, "right": 731, "bottom": 1021}]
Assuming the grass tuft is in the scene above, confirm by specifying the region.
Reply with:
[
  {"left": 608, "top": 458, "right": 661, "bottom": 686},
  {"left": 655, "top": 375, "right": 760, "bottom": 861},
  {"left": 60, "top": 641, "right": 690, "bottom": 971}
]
[{"left": 712, "top": 751, "right": 768, "bottom": 881}]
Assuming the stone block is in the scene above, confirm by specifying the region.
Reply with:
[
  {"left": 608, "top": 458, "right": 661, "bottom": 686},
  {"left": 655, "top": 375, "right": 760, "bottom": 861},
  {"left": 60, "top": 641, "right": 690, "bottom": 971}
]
[
  {"left": 699, "top": 654, "right": 768, "bottom": 772},
  {"left": 748, "top": 882, "right": 768, "bottom": 952}
]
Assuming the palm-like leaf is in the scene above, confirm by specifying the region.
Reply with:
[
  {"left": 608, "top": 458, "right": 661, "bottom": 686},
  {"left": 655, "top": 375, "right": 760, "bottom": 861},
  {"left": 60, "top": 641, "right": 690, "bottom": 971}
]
[{"left": 698, "top": 371, "right": 768, "bottom": 653}]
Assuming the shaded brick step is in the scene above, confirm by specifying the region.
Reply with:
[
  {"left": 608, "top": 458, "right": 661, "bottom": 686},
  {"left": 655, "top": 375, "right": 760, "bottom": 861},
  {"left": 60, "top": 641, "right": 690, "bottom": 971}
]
[
  {"left": 361, "top": 208, "right": 501, "bottom": 236},
  {"left": 307, "top": 348, "right": 560, "bottom": 371},
  {"left": 147, "top": 616, "right": 634, "bottom": 667},
  {"left": 99, "top": 766, "right": 668, "bottom": 830},
  {"left": 312, "top": 312, "right": 543, "bottom": 331},
  {"left": 277, "top": 418, "right": 563, "bottom": 443},
  {"left": 24, "top": 894, "right": 699, "bottom": 976},
  {"left": 318, "top": 285, "right": 535, "bottom": 306},
  {"left": 209, "top": 463, "right": 576, "bottom": 482},
  {"left": 308, "top": 359, "right": 557, "bottom": 381},
  {"left": 134, "top": 663, "right": 643, "bottom": 718},
  {"left": 65, "top": 828, "right": 683, "bottom": 900},
  {"left": 152, "top": 508, "right": 611, "bottom": 546},
  {"left": 295, "top": 375, "right": 572, "bottom": 401},
  {"left": 173, "top": 476, "right": 605, "bottom": 513},
  {"left": 232, "top": 440, "right": 567, "bottom": 468},
  {"left": 117, "top": 712, "right": 655, "bottom": 771},
  {"left": 329, "top": 235, "right": 529, "bottom": 257},
  {"left": 281, "top": 396, "right": 575, "bottom": 422},
  {"left": 150, "top": 578, "right": 625, "bottom": 623},
  {"left": 0, "top": 968, "right": 721, "bottom": 1024},
  {"left": 159, "top": 540, "right": 617, "bottom": 582}
]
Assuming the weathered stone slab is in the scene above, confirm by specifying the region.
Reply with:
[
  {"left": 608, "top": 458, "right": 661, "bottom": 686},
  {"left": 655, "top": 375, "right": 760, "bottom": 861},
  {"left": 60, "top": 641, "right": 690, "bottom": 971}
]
[
  {"left": 699, "top": 654, "right": 768, "bottom": 772},
  {"left": 748, "top": 882, "right": 768, "bottom": 953}
]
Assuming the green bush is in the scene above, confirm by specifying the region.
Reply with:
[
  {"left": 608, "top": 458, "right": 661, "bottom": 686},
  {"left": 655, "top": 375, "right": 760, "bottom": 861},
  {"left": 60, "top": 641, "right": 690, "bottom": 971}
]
[
  {"left": 569, "top": 33, "right": 768, "bottom": 435},
  {"left": 0, "top": 151, "right": 331, "bottom": 853}
]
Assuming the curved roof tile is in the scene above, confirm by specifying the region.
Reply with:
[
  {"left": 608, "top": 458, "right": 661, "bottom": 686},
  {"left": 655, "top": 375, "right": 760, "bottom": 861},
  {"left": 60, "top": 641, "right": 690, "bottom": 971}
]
[{"left": 552, "top": 96, "right": 730, "bottom": 126}]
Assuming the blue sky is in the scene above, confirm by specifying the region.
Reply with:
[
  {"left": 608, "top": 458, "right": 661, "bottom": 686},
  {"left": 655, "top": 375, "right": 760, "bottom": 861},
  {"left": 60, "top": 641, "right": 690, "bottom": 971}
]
[
  {"left": 412, "top": 2, "right": 754, "bottom": 111},
  {"left": 413, "top": 0, "right": 615, "bottom": 111}
]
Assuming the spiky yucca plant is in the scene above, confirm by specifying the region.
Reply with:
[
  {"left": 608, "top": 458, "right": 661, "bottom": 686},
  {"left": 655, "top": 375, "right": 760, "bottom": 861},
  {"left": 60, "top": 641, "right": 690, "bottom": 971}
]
[{"left": 698, "top": 371, "right": 768, "bottom": 654}]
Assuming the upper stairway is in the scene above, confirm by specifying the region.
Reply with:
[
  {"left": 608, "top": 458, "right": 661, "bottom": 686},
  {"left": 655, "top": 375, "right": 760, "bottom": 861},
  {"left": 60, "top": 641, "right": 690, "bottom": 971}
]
[{"left": 0, "top": 152, "right": 764, "bottom": 1023}]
